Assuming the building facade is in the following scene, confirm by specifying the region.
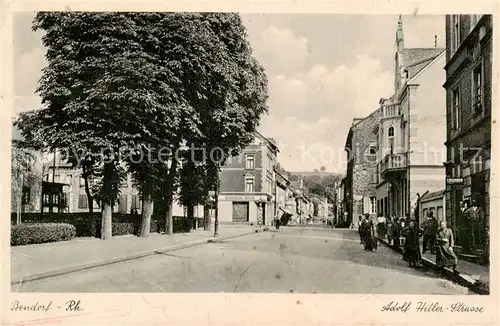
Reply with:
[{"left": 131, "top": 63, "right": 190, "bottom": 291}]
[
  {"left": 375, "top": 16, "right": 447, "bottom": 222},
  {"left": 218, "top": 132, "right": 279, "bottom": 225},
  {"left": 443, "top": 15, "right": 492, "bottom": 255},
  {"left": 344, "top": 111, "right": 380, "bottom": 225},
  {"left": 419, "top": 190, "right": 446, "bottom": 225}
]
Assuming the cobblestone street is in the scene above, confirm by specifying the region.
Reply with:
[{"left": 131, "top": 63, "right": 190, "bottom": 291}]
[{"left": 16, "top": 228, "right": 469, "bottom": 294}]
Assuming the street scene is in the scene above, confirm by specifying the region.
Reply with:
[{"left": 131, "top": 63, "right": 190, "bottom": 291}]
[
  {"left": 14, "top": 228, "right": 470, "bottom": 294},
  {"left": 9, "top": 13, "right": 491, "bottom": 295}
]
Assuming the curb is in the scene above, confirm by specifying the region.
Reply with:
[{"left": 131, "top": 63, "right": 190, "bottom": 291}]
[
  {"left": 377, "top": 237, "right": 489, "bottom": 295},
  {"left": 11, "top": 230, "right": 262, "bottom": 286}
]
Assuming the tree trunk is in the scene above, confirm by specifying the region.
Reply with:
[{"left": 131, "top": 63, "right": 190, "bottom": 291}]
[
  {"left": 204, "top": 205, "right": 211, "bottom": 231},
  {"left": 187, "top": 205, "right": 195, "bottom": 231},
  {"left": 165, "top": 155, "right": 178, "bottom": 235},
  {"left": 101, "top": 202, "right": 113, "bottom": 240},
  {"left": 83, "top": 173, "right": 93, "bottom": 213},
  {"left": 100, "top": 163, "right": 114, "bottom": 240},
  {"left": 17, "top": 171, "right": 23, "bottom": 225},
  {"left": 139, "top": 195, "right": 153, "bottom": 237}
]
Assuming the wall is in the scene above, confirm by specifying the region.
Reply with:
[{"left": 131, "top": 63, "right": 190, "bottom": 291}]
[
  {"left": 346, "top": 109, "right": 381, "bottom": 221},
  {"left": 407, "top": 52, "right": 447, "bottom": 167},
  {"left": 420, "top": 197, "right": 446, "bottom": 224}
]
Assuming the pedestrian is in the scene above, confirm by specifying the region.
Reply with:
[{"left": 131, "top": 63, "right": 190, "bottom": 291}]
[
  {"left": 386, "top": 217, "right": 394, "bottom": 245},
  {"left": 275, "top": 216, "right": 281, "bottom": 231},
  {"left": 464, "top": 199, "right": 485, "bottom": 251},
  {"left": 402, "top": 220, "right": 423, "bottom": 267},
  {"left": 435, "top": 220, "right": 458, "bottom": 273},
  {"left": 376, "top": 215, "right": 387, "bottom": 239},
  {"left": 361, "top": 214, "right": 377, "bottom": 251},
  {"left": 357, "top": 215, "right": 364, "bottom": 244},
  {"left": 422, "top": 211, "right": 438, "bottom": 254}
]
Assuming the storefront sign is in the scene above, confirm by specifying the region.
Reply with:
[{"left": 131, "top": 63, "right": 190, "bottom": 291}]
[
  {"left": 222, "top": 195, "right": 268, "bottom": 202},
  {"left": 446, "top": 178, "right": 464, "bottom": 185}
]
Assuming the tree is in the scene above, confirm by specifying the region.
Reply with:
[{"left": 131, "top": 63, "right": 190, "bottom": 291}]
[
  {"left": 164, "top": 13, "right": 268, "bottom": 232},
  {"left": 16, "top": 12, "right": 168, "bottom": 239}
]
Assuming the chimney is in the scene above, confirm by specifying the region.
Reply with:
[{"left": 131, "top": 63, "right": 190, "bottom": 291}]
[{"left": 396, "top": 15, "right": 404, "bottom": 51}]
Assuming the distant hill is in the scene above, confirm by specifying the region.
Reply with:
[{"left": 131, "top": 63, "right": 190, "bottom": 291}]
[{"left": 285, "top": 171, "right": 343, "bottom": 204}]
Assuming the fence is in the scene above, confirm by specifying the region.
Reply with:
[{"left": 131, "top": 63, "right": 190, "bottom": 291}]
[{"left": 10, "top": 212, "right": 191, "bottom": 238}]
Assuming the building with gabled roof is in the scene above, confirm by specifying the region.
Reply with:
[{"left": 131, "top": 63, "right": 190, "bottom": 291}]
[{"left": 374, "top": 15, "right": 447, "bottom": 223}]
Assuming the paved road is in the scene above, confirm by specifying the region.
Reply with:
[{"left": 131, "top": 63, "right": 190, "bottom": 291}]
[{"left": 15, "top": 228, "right": 469, "bottom": 294}]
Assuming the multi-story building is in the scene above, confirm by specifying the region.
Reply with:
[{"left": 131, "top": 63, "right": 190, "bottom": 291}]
[
  {"left": 375, "top": 16, "right": 447, "bottom": 222},
  {"left": 12, "top": 124, "right": 194, "bottom": 217},
  {"left": 443, "top": 15, "right": 492, "bottom": 255},
  {"left": 343, "top": 111, "right": 380, "bottom": 225},
  {"left": 275, "top": 168, "right": 292, "bottom": 219},
  {"left": 217, "top": 132, "right": 279, "bottom": 225}
]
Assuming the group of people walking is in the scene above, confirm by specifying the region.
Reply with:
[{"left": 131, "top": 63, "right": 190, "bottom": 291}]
[{"left": 359, "top": 212, "right": 459, "bottom": 273}]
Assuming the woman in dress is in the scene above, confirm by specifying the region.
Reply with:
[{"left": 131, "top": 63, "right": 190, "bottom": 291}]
[
  {"left": 435, "top": 220, "right": 458, "bottom": 273},
  {"left": 402, "top": 220, "right": 423, "bottom": 267}
]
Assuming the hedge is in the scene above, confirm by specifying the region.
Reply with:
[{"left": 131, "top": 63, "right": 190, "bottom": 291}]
[
  {"left": 11, "top": 212, "right": 191, "bottom": 238},
  {"left": 11, "top": 223, "right": 76, "bottom": 246}
]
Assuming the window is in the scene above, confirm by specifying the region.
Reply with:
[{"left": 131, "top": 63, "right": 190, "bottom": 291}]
[
  {"left": 388, "top": 127, "right": 394, "bottom": 137},
  {"left": 451, "top": 15, "right": 461, "bottom": 53},
  {"left": 118, "top": 195, "right": 128, "bottom": 213},
  {"left": 245, "top": 177, "right": 254, "bottom": 193},
  {"left": 79, "top": 177, "right": 86, "bottom": 187},
  {"left": 54, "top": 174, "right": 60, "bottom": 182},
  {"left": 388, "top": 127, "right": 395, "bottom": 153},
  {"left": 370, "top": 197, "right": 376, "bottom": 214},
  {"left": 472, "top": 65, "right": 483, "bottom": 117},
  {"left": 245, "top": 154, "right": 255, "bottom": 169},
  {"left": 369, "top": 142, "right": 377, "bottom": 155},
  {"left": 78, "top": 194, "right": 88, "bottom": 209},
  {"left": 451, "top": 88, "right": 461, "bottom": 129}
]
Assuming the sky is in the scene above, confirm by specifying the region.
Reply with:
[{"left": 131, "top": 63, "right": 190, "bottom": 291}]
[{"left": 12, "top": 13, "right": 445, "bottom": 174}]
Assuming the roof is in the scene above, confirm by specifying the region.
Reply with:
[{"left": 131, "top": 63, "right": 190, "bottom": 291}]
[
  {"left": 400, "top": 48, "right": 445, "bottom": 79},
  {"left": 255, "top": 131, "right": 279, "bottom": 153},
  {"left": 420, "top": 189, "right": 445, "bottom": 202}
]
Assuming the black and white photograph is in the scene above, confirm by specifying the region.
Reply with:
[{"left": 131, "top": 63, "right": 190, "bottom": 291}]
[{"left": 2, "top": 3, "right": 498, "bottom": 325}]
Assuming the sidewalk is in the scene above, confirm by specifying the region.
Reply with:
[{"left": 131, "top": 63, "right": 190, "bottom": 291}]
[
  {"left": 11, "top": 225, "right": 262, "bottom": 285},
  {"left": 377, "top": 236, "right": 490, "bottom": 294}
]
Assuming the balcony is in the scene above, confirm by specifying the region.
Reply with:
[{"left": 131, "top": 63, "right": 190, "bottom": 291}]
[
  {"left": 380, "top": 153, "right": 407, "bottom": 178},
  {"left": 382, "top": 104, "right": 400, "bottom": 118}
]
